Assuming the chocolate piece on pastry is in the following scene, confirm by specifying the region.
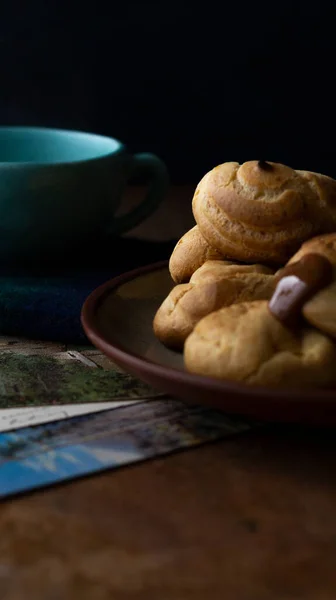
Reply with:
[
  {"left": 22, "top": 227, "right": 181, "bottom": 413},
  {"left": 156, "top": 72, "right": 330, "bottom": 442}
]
[
  {"left": 184, "top": 300, "right": 336, "bottom": 388},
  {"left": 284, "top": 234, "right": 336, "bottom": 338}
]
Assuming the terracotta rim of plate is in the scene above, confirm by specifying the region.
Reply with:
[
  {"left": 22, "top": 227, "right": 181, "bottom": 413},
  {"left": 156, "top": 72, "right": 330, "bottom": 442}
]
[{"left": 81, "top": 261, "right": 336, "bottom": 404}]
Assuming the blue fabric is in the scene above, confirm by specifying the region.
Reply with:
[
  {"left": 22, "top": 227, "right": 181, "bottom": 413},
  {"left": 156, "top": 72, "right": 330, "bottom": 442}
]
[{"left": 0, "top": 239, "right": 174, "bottom": 343}]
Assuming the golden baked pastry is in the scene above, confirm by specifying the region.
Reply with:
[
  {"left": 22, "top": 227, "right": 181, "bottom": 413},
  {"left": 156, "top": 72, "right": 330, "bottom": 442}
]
[
  {"left": 303, "top": 282, "right": 336, "bottom": 339},
  {"left": 287, "top": 232, "right": 336, "bottom": 267},
  {"left": 184, "top": 301, "right": 336, "bottom": 388},
  {"left": 285, "top": 233, "right": 336, "bottom": 339},
  {"left": 169, "top": 225, "right": 223, "bottom": 283},
  {"left": 270, "top": 253, "right": 333, "bottom": 328},
  {"left": 192, "top": 160, "right": 336, "bottom": 266},
  {"left": 153, "top": 260, "right": 275, "bottom": 350}
]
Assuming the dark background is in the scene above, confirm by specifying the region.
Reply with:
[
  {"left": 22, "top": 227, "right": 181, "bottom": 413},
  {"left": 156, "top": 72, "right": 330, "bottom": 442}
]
[{"left": 1, "top": 0, "right": 336, "bottom": 184}]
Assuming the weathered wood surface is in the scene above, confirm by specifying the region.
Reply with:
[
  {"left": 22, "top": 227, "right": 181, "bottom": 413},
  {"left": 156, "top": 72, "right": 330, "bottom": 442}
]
[
  {"left": 0, "top": 336, "right": 158, "bottom": 408},
  {"left": 1, "top": 185, "right": 335, "bottom": 599},
  {"left": 1, "top": 425, "right": 336, "bottom": 599}
]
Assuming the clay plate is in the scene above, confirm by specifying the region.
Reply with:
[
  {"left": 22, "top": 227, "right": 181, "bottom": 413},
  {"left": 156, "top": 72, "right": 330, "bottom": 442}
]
[{"left": 81, "top": 262, "right": 336, "bottom": 426}]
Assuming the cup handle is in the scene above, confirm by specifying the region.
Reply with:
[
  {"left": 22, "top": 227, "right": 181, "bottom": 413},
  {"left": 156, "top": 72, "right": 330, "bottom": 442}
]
[{"left": 109, "top": 152, "right": 169, "bottom": 235}]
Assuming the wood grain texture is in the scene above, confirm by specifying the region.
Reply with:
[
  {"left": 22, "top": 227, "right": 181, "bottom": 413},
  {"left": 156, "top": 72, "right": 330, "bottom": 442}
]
[
  {"left": 1, "top": 185, "right": 336, "bottom": 599},
  {"left": 1, "top": 426, "right": 336, "bottom": 599}
]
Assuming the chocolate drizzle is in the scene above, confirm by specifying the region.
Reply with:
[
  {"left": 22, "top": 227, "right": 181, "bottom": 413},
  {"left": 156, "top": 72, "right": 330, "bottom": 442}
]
[
  {"left": 258, "top": 160, "right": 273, "bottom": 171},
  {"left": 268, "top": 253, "right": 333, "bottom": 327}
]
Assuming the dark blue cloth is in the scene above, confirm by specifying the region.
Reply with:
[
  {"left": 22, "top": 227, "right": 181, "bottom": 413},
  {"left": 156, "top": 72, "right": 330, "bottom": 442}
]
[{"left": 0, "top": 238, "right": 174, "bottom": 343}]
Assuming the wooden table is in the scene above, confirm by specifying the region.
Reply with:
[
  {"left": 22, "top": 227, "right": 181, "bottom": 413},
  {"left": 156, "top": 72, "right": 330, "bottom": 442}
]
[
  {"left": 1, "top": 425, "right": 336, "bottom": 599},
  {"left": 1, "top": 186, "right": 336, "bottom": 599}
]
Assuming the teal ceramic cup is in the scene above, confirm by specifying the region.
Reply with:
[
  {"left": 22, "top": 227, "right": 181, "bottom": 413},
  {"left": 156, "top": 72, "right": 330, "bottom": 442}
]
[{"left": 0, "top": 127, "right": 169, "bottom": 265}]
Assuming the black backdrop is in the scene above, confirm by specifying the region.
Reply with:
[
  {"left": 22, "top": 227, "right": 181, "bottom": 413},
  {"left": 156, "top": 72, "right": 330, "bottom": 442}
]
[{"left": 1, "top": 0, "right": 336, "bottom": 184}]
